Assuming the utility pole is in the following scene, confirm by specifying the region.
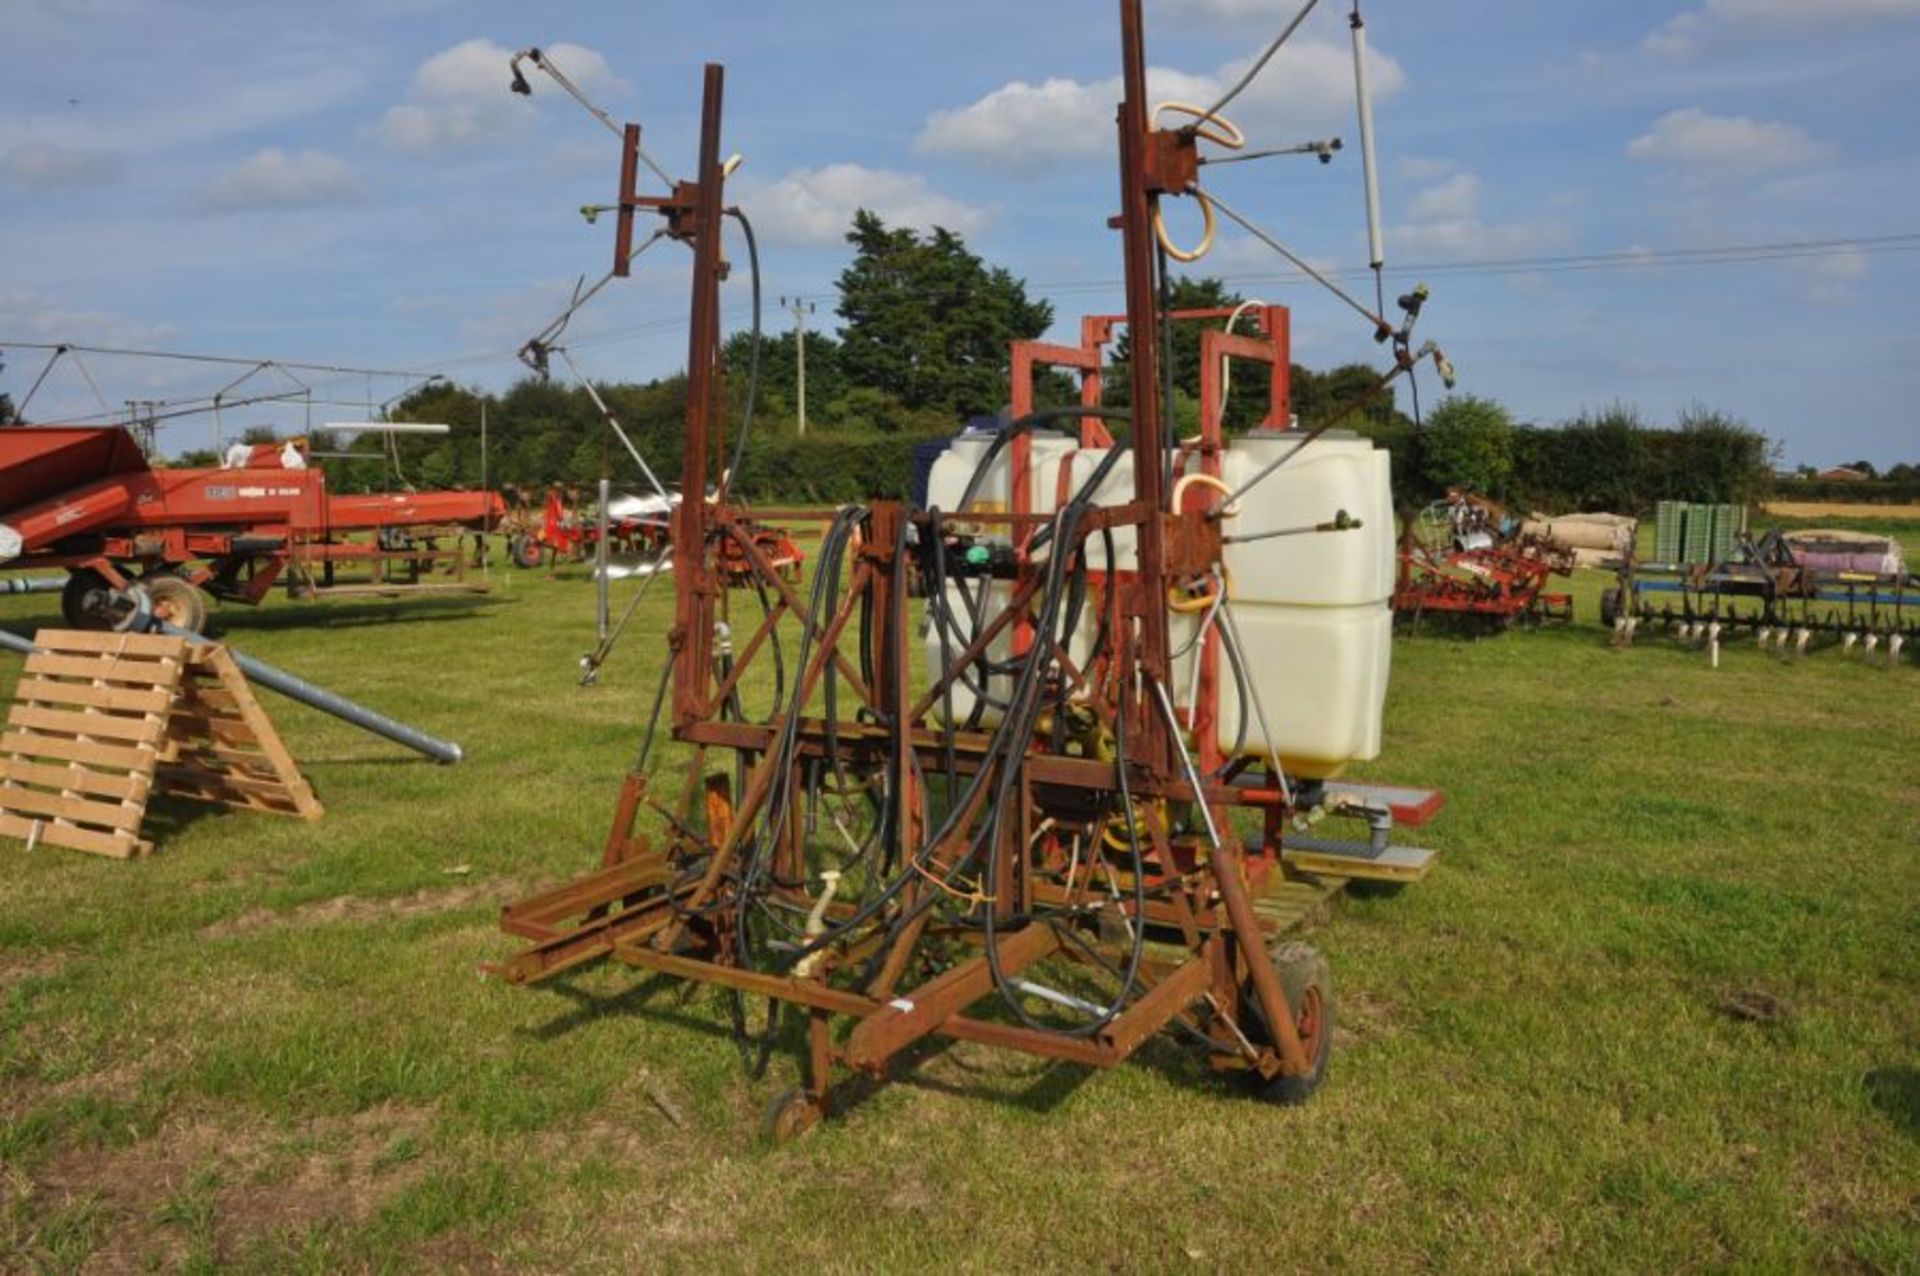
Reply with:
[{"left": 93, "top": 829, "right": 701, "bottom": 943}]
[
  {"left": 126, "top": 400, "right": 158, "bottom": 455},
  {"left": 779, "top": 296, "right": 815, "bottom": 436}
]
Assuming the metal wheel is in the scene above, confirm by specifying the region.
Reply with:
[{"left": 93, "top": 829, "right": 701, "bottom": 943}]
[
  {"left": 1246, "top": 940, "right": 1334, "bottom": 1106},
  {"left": 509, "top": 533, "right": 543, "bottom": 570},
  {"left": 144, "top": 575, "right": 208, "bottom": 633},
  {"left": 759, "top": 1086, "right": 823, "bottom": 1145}
]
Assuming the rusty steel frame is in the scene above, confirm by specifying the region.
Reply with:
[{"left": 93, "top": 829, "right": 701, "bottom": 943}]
[{"left": 493, "top": 0, "right": 1434, "bottom": 1129}]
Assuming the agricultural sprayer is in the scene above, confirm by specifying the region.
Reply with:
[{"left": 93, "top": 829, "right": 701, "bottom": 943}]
[{"left": 490, "top": 0, "right": 1454, "bottom": 1138}]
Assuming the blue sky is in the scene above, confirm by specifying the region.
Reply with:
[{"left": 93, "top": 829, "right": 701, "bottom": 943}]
[{"left": 3, "top": 0, "right": 1917, "bottom": 467}]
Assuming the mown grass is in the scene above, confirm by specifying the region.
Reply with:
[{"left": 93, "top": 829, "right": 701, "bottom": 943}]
[{"left": 0, "top": 530, "right": 1915, "bottom": 1272}]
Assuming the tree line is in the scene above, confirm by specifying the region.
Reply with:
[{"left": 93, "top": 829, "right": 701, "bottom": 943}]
[{"left": 36, "top": 212, "right": 1812, "bottom": 515}]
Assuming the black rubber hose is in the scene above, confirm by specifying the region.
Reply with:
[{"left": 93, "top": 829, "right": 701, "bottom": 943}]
[{"left": 720, "top": 206, "right": 763, "bottom": 501}]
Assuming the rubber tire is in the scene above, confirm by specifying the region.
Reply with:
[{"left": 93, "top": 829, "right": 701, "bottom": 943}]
[
  {"left": 61, "top": 569, "right": 112, "bottom": 630},
  {"left": 1599, "top": 587, "right": 1621, "bottom": 629},
  {"left": 509, "top": 534, "right": 543, "bottom": 570},
  {"left": 1247, "top": 941, "right": 1334, "bottom": 1106},
  {"left": 144, "top": 575, "right": 208, "bottom": 634},
  {"left": 60, "top": 568, "right": 147, "bottom": 632}
]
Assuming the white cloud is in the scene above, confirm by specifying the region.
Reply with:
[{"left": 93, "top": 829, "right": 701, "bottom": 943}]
[
  {"left": 1648, "top": 0, "right": 1920, "bottom": 55},
  {"left": 1392, "top": 172, "right": 1573, "bottom": 262},
  {"left": 1626, "top": 107, "right": 1826, "bottom": 172},
  {"left": 206, "top": 148, "right": 357, "bottom": 209},
  {"left": 0, "top": 291, "right": 173, "bottom": 349},
  {"left": 0, "top": 292, "right": 177, "bottom": 421},
  {"left": 1395, "top": 156, "right": 1456, "bottom": 183},
  {"left": 1, "top": 142, "right": 122, "bottom": 187},
  {"left": 1797, "top": 245, "right": 1869, "bottom": 304},
  {"left": 380, "top": 38, "right": 617, "bottom": 152},
  {"left": 1406, "top": 173, "right": 1479, "bottom": 222},
  {"left": 1151, "top": 0, "right": 1295, "bottom": 22},
  {"left": 1708, "top": 0, "right": 1920, "bottom": 19},
  {"left": 738, "top": 164, "right": 993, "bottom": 246},
  {"left": 916, "top": 39, "right": 1403, "bottom": 177},
  {"left": 0, "top": 57, "right": 371, "bottom": 161}
]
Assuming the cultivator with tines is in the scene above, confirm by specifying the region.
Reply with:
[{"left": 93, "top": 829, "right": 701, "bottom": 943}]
[
  {"left": 1606, "top": 529, "right": 1918, "bottom": 667},
  {"left": 1394, "top": 491, "right": 1573, "bottom": 631}
]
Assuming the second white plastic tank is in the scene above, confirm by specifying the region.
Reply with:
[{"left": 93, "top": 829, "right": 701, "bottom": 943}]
[{"left": 921, "top": 428, "right": 1394, "bottom": 777}]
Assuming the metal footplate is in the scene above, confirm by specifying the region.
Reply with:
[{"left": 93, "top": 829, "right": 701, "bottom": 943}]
[{"left": 1281, "top": 835, "right": 1439, "bottom": 884}]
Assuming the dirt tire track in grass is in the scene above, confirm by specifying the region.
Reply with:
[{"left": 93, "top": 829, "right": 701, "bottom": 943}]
[
  {"left": 198, "top": 880, "right": 528, "bottom": 939},
  {"left": 18, "top": 1103, "right": 433, "bottom": 1269},
  {"left": 0, "top": 950, "right": 67, "bottom": 991}
]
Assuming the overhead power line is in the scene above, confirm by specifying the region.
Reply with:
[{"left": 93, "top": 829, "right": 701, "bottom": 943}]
[{"left": 769, "top": 231, "right": 1920, "bottom": 306}]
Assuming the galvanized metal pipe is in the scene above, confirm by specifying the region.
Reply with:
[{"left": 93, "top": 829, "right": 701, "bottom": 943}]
[
  {"left": 597, "top": 476, "right": 612, "bottom": 642},
  {"left": 0, "top": 625, "right": 464, "bottom": 764},
  {"left": 153, "top": 621, "right": 464, "bottom": 764},
  {"left": 0, "top": 577, "right": 66, "bottom": 595}
]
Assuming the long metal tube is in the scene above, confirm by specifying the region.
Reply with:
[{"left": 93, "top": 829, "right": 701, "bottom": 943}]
[
  {"left": 0, "top": 577, "right": 66, "bottom": 595},
  {"left": 0, "top": 626, "right": 464, "bottom": 764},
  {"left": 153, "top": 622, "right": 465, "bottom": 764},
  {"left": 1350, "top": 4, "right": 1385, "bottom": 269},
  {"left": 596, "top": 477, "right": 612, "bottom": 641}
]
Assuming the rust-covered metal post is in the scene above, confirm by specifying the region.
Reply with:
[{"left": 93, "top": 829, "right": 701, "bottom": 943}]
[
  {"left": 671, "top": 64, "right": 727, "bottom": 727},
  {"left": 1116, "top": 0, "right": 1178, "bottom": 775}
]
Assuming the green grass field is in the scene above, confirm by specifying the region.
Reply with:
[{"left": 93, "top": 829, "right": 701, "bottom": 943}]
[{"left": 1, "top": 530, "right": 1916, "bottom": 1272}]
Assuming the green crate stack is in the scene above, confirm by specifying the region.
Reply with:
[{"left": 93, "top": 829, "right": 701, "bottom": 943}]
[
  {"left": 1684, "top": 503, "right": 1714, "bottom": 564},
  {"left": 1711, "top": 503, "right": 1745, "bottom": 561},
  {"left": 1655, "top": 501, "right": 1684, "bottom": 562}
]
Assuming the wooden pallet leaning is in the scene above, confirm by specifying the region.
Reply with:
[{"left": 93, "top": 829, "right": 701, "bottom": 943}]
[
  {"left": 156, "top": 643, "right": 323, "bottom": 821},
  {"left": 0, "top": 630, "right": 188, "bottom": 858}
]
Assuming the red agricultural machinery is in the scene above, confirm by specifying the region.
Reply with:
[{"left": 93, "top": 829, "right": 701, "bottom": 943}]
[
  {"left": 1394, "top": 490, "right": 1573, "bottom": 631},
  {"left": 0, "top": 426, "right": 503, "bottom": 632},
  {"left": 490, "top": 0, "right": 1453, "bottom": 1139},
  {"left": 500, "top": 484, "right": 802, "bottom": 584}
]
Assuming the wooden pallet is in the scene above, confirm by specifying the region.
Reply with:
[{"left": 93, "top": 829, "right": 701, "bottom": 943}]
[
  {"left": 0, "top": 631, "right": 187, "bottom": 858},
  {"left": 157, "top": 643, "right": 323, "bottom": 822},
  {"left": 0, "top": 630, "right": 321, "bottom": 859}
]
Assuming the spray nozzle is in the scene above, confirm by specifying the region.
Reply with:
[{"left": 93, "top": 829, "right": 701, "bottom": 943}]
[
  {"left": 1413, "top": 341, "right": 1457, "bottom": 390},
  {"left": 508, "top": 48, "right": 540, "bottom": 96}
]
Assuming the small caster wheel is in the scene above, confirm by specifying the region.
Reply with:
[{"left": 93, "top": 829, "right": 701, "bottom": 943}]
[
  {"left": 759, "top": 1086, "right": 823, "bottom": 1145},
  {"left": 1245, "top": 940, "right": 1333, "bottom": 1107}
]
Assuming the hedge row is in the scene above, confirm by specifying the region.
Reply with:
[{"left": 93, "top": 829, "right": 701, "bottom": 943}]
[{"left": 1766, "top": 478, "right": 1920, "bottom": 505}]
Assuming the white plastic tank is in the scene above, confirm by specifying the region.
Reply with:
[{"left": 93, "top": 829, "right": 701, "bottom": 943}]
[
  {"left": 921, "top": 428, "right": 1394, "bottom": 778},
  {"left": 923, "top": 431, "right": 1077, "bottom": 724},
  {"left": 1207, "top": 431, "right": 1393, "bottom": 775}
]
